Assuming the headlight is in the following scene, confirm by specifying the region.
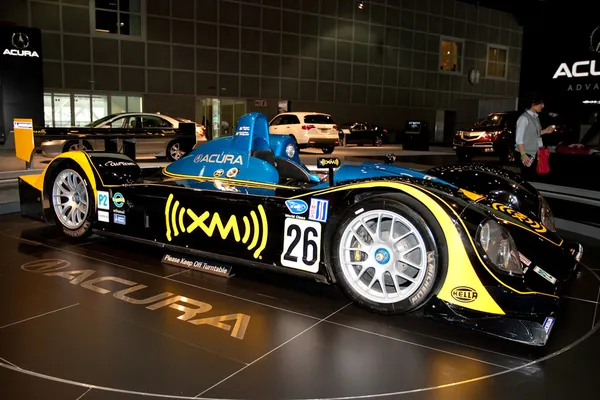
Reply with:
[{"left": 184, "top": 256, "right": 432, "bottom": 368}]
[
  {"left": 476, "top": 219, "right": 522, "bottom": 275},
  {"left": 540, "top": 196, "right": 556, "bottom": 232},
  {"left": 285, "top": 143, "right": 295, "bottom": 158}
]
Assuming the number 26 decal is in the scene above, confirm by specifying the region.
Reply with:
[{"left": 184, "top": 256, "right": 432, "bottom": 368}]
[{"left": 281, "top": 219, "right": 322, "bottom": 273}]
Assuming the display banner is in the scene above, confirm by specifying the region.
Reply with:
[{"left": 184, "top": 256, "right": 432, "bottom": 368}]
[
  {"left": 0, "top": 26, "right": 44, "bottom": 146},
  {"left": 161, "top": 252, "right": 234, "bottom": 278}
]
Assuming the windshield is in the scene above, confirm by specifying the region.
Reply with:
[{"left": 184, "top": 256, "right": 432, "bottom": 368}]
[
  {"left": 477, "top": 114, "right": 505, "bottom": 127},
  {"left": 85, "top": 114, "right": 121, "bottom": 127},
  {"left": 304, "top": 114, "right": 335, "bottom": 124}
]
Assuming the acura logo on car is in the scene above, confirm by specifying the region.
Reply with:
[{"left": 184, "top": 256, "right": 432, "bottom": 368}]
[
  {"left": 12, "top": 32, "right": 29, "bottom": 49},
  {"left": 3, "top": 32, "right": 39, "bottom": 58}
]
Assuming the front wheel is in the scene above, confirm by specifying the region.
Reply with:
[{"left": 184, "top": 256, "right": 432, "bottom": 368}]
[
  {"left": 167, "top": 140, "right": 185, "bottom": 161},
  {"left": 50, "top": 165, "right": 94, "bottom": 238},
  {"left": 331, "top": 195, "right": 444, "bottom": 314},
  {"left": 322, "top": 146, "right": 334, "bottom": 154}
]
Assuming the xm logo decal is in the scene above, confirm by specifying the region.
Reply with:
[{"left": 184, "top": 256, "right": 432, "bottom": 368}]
[
  {"left": 165, "top": 194, "right": 268, "bottom": 259},
  {"left": 491, "top": 202, "right": 547, "bottom": 233},
  {"left": 20, "top": 259, "right": 250, "bottom": 340}
]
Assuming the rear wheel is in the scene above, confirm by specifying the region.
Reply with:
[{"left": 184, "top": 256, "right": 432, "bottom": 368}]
[
  {"left": 331, "top": 195, "right": 444, "bottom": 314},
  {"left": 322, "top": 146, "right": 335, "bottom": 154},
  {"left": 50, "top": 166, "right": 94, "bottom": 238}
]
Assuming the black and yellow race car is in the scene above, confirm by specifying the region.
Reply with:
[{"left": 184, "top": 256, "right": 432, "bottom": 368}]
[{"left": 17, "top": 113, "right": 582, "bottom": 346}]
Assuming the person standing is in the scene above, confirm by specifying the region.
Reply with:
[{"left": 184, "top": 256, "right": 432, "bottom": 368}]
[{"left": 515, "top": 94, "right": 555, "bottom": 181}]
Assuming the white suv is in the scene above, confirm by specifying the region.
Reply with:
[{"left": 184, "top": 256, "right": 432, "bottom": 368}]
[{"left": 269, "top": 112, "right": 339, "bottom": 154}]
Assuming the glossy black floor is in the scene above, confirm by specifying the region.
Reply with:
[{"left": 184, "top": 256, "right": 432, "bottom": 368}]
[{"left": 0, "top": 213, "right": 599, "bottom": 400}]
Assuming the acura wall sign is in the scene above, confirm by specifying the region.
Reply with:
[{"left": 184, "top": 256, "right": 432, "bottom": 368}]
[
  {"left": 2, "top": 32, "right": 39, "bottom": 57},
  {"left": 590, "top": 25, "right": 600, "bottom": 53}
]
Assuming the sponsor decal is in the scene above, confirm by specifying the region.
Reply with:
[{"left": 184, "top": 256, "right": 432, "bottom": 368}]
[
  {"left": 98, "top": 210, "right": 109, "bottom": 222},
  {"left": 194, "top": 153, "right": 243, "bottom": 165},
  {"left": 317, "top": 158, "right": 340, "bottom": 168},
  {"left": 104, "top": 160, "right": 136, "bottom": 167},
  {"left": 226, "top": 167, "right": 239, "bottom": 178},
  {"left": 112, "top": 192, "right": 125, "bottom": 208},
  {"left": 235, "top": 125, "right": 250, "bottom": 136},
  {"left": 281, "top": 218, "right": 322, "bottom": 273},
  {"left": 113, "top": 209, "right": 125, "bottom": 215},
  {"left": 214, "top": 180, "right": 239, "bottom": 192},
  {"left": 409, "top": 251, "right": 436, "bottom": 305},
  {"left": 20, "top": 259, "right": 250, "bottom": 339},
  {"left": 97, "top": 191, "right": 110, "bottom": 210},
  {"left": 309, "top": 198, "right": 328, "bottom": 222},
  {"left": 285, "top": 199, "right": 308, "bottom": 215},
  {"left": 13, "top": 121, "right": 32, "bottom": 129},
  {"left": 113, "top": 214, "right": 126, "bottom": 225},
  {"left": 451, "top": 286, "right": 478, "bottom": 303},
  {"left": 543, "top": 317, "right": 555, "bottom": 334},
  {"left": 533, "top": 266, "right": 557, "bottom": 284},
  {"left": 213, "top": 169, "right": 224, "bottom": 178},
  {"left": 162, "top": 253, "right": 233, "bottom": 278},
  {"left": 165, "top": 194, "right": 268, "bottom": 259},
  {"left": 491, "top": 203, "right": 547, "bottom": 233},
  {"left": 519, "top": 252, "right": 531, "bottom": 266}
]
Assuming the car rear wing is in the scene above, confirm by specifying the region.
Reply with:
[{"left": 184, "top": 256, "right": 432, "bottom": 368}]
[{"left": 14, "top": 120, "right": 196, "bottom": 166}]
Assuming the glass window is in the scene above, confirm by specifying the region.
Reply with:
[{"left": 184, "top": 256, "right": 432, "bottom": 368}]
[
  {"left": 53, "top": 94, "right": 71, "bottom": 127},
  {"left": 107, "top": 116, "right": 126, "bottom": 128},
  {"left": 141, "top": 116, "right": 172, "bottom": 128},
  {"left": 73, "top": 94, "right": 92, "bottom": 126},
  {"left": 92, "top": 95, "right": 108, "bottom": 121},
  {"left": 111, "top": 95, "right": 127, "bottom": 114},
  {"left": 304, "top": 114, "right": 335, "bottom": 124},
  {"left": 487, "top": 46, "right": 508, "bottom": 78},
  {"left": 127, "top": 96, "right": 142, "bottom": 112},
  {"left": 270, "top": 116, "right": 283, "bottom": 126},
  {"left": 44, "top": 93, "right": 53, "bottom": 126},
  {"left": 95, "top": 0, "right": 142, "bottom": 37},
  {"left": 439, "top": 39, "right": 463, "bottom": 73}
]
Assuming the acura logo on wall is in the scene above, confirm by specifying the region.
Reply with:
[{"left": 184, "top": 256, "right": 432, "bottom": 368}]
[
  {"left": 11, "top": 32, "right": 29, "bottom": 49},
  {"left": 3, "top": 31, "right": 39, "bottom": 58},
  {"left": 590, "top": 26, "right": 600, "bottom": 53}
]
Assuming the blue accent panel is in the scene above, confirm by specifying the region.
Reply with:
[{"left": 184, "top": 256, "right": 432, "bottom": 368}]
[
  {"left": 331, "top": 163, "right": 457, "bottom": 188},
  {"left": 165, "top": 112, "right": 280, "bottom": 186},
  {"left": 166, "top": 179, "right": 276, "bottom": 197}
]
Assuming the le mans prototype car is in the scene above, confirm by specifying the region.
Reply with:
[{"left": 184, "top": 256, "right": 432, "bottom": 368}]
[{"left": 18, "top": 112, "right": 583, "bottom": 346}]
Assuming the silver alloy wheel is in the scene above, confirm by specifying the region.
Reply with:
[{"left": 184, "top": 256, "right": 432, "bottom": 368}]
[
  {"left": 338, "top": 209, "right": 428, "bottom": 304},
  {"left": 170, "top": 142, "right": 183, "bottom": 160},
  {"left": 68, "top": 143, "right": 88, "bottom": 152},
  {"left": 52, "top": 169, "right": 89, "bottom": 230}
]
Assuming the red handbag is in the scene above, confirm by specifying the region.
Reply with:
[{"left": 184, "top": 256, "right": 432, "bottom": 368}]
[{"left": 536, "top": 147, "right": 550, "bottom": 175}]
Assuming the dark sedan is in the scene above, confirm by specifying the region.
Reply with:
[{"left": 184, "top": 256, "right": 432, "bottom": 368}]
[{"left": 338, "top": 122, "right": 387, "bottom": 147}]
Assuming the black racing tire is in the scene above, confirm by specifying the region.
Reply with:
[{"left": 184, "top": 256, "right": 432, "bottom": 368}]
[
  {"left": 322, "top": 146, "right": 335, "bottom": 154},
  {"left": 63, "top": 140, "right": 93, "bottom": 153},
  {"left": 331, "top": 193, "right": 447, "bottom": 314},
  {"left": 48, "top": 162, "right": 95, "bottom": 239}
]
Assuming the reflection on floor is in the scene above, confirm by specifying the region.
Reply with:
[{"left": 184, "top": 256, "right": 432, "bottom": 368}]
[{"left": 0, "top": 213, "right": 598, "bottom": 400}]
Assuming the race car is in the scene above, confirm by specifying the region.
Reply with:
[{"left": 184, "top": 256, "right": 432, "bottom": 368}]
[{"left": 17, "top": 112, "right": 582, "bottom": 346}]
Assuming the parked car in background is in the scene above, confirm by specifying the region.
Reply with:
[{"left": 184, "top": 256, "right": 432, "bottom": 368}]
[
  {"left": 39, "top": 113, "right": 207, "bottom": 161},
  {"left": 338, "top": 122, "right": 387, "bottom": 146},
  {"left": 269, "top": 112, "right": 339, "bottom": 154},
  {"left": 453, "top": 111, "right": 570, "bottom": 163}
]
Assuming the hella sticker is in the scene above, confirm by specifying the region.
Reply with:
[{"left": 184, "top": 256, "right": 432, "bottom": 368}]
[
  {"left": 98, "top": 210, "right": 109, "bottom": 223},
  {"left": 285, "top": 199, "right": 308, "bottom": 215},
  {"left": 451, "top": 286, "right": 478, "bottom": 303}
]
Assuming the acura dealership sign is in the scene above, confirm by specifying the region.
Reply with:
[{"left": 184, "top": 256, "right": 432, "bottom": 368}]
[
  {"left": 552, "top": 60, "right": 600, "bottom": 79},
  {"left": 2, "top": 32, "right": 39, "bottom": 57}
]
